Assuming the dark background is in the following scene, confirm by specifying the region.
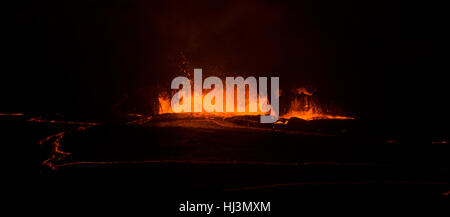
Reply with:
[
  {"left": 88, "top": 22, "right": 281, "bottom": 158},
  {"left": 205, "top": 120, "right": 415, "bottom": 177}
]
[
  {"left": 7, "top": 0, "right": 446, "bottom": 134},
  {"left": 7, "top": 0, "right": 448, "bottom": 211}
]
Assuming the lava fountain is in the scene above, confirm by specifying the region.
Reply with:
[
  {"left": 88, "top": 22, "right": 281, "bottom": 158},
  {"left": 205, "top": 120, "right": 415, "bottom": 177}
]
[{"left": 158, "top": 69, "right": 353, "bottom": 122}]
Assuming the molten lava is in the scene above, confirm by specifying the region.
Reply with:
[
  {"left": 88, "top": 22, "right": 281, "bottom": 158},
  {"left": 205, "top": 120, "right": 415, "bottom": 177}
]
[
  {"left": 158, "top": 90, "right": 270, "bottom": 117},
  {"left": 158, "top": 85, "right": 353, "bottom": 121},
  {"left": 280, "top": 88, "right": 354, "bottom": 121}
]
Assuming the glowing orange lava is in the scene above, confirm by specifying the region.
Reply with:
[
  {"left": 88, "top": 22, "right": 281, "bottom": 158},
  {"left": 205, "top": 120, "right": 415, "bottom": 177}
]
[
  {"left": 158, "top": 86, "right": 353, "bottom": 121},
  {"left": 280, "top": 88, "right": 354, "bottom": 121},
  {"left": 158, "top": 89, "right": 270, "bottom": 117}
]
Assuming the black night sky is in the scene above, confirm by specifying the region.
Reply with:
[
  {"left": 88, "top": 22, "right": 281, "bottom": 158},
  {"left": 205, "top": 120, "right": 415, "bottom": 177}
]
[{"left": 7, "top": 0, "right": 446, "bottom": 133}]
